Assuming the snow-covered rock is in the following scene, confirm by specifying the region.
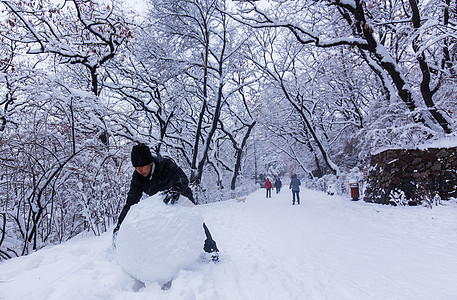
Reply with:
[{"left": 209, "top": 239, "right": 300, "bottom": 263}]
[{"left": 115, "top": 194, "right": 205, "bottom": 285}]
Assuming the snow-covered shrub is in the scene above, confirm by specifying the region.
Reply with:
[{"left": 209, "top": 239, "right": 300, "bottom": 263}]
[
  {"left": 305, "top": 167, "right": 365, "bottom": 200},
  {"left": 388, "top": 189, "right": 408, "bottom": 206}
]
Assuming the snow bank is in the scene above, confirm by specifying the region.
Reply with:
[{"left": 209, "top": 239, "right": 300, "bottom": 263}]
[{"left": 115, "top": 194, "right": 205, "bottom": 285}]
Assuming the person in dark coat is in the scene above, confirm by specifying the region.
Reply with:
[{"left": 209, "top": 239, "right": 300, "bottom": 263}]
[
  {"left": 274, "top": 178, "right": 282, "bottom": 194},
  {"left": 265, "top": 178, "right": 273, "bottom": 198},
  {"left": 113, "top": 143, "right": 218, "bottom": 260},
  {"left": 289, "top": 174, "right": 301, "bottom": 205}
]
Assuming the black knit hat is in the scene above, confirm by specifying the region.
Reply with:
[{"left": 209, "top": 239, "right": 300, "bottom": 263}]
[{"left": 131, "top": 143, "right": 153, "bottom": 167}]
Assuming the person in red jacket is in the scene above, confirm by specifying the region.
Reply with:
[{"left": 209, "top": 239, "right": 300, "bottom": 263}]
[{"left": 265, "top": 178, "right": 273, "bottom": 198}]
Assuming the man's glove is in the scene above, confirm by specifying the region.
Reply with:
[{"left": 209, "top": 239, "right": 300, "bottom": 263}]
[{"left": 163, "top": 189, "right": 180, "bottom": 205}]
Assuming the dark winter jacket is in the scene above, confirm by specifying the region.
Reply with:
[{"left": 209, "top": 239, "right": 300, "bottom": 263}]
[
  {"left": 289, "top": 174, "right": 301, "bottom": 192},
  {"left": 116, "top": 156, "right": 195, "bottom": 227},
  {"left": 274, "top": 179, "right": 282, "bottom": 188}
]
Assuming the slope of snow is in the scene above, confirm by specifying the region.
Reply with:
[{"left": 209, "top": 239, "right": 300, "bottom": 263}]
[{"left": 1, "top": 188, "right": 457, "bottom": 299}]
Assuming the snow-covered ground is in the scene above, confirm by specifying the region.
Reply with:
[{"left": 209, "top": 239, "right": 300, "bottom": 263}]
[{"left": 1, "top": 188, "right": 457, "bottom": 300}]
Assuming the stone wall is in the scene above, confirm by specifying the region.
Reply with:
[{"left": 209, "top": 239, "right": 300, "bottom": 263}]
[{"left": 364, "top": 147, "right": 457, "bottom": 205}]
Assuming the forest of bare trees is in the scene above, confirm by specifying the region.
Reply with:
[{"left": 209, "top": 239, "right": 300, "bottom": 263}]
[{"left": 1, "top": 0, "right": 455, "bottom": 259}]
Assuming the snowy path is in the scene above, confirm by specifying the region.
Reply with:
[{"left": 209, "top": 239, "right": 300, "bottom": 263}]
[
  {"left": 1, "top": 188, "right": 457, "bottom": 299},
  {"left": 203, "top": 189, "right": 457, "bottom": 300}
]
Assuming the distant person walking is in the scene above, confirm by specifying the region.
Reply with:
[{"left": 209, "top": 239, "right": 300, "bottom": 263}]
[
  {"left": 289, "top": 174, "right": 301, "bottom": 205},
  {"left": 274, "top": 178, "right": 282, "bottom": 194},
  {"left": 265, "top": 178, "right": 273, "bottom": 198}
]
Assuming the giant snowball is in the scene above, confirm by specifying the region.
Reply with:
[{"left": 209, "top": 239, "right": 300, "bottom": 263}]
[{"left": 115, "top": 194, "right": 205, "bottom": 285}]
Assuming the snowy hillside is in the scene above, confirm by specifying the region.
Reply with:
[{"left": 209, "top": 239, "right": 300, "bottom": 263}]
[{"left": 1, "top": 188, "right": 457, "bottom": 300}]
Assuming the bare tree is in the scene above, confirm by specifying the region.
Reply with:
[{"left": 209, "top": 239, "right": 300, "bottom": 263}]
[
  {"left": 1, "top": 0, "right": 133, "bottom": 144},
  {"left": 0, "top": 0, "right": 133, "bottom": 259},
  {"left": 230, "top": 0, "right": 455, "bottom": 135},
  {"left": 142, "top": 0, "right": 260, "bottom": 196}
]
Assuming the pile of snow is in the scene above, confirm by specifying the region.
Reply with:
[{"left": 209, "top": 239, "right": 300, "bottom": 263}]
[{"left": 115, "top": 194, "right": 204, "bottom": 285}]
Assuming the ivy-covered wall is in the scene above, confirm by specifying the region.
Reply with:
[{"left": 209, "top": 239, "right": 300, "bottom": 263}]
[{"left": 364, "top": 147, "right": 457, "bottom": 205}]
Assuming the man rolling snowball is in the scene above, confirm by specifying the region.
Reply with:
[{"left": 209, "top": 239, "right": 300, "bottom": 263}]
[{"left": 113, "top": 143, "right": 219, "bottom": 261}]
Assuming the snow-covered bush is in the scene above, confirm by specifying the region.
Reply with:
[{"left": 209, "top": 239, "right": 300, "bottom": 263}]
[{"left": 305, "top": 167, "right": 365, "bottom": 200}]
